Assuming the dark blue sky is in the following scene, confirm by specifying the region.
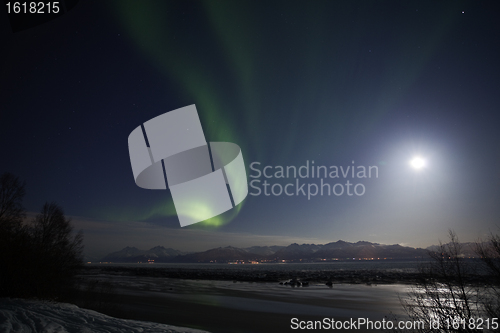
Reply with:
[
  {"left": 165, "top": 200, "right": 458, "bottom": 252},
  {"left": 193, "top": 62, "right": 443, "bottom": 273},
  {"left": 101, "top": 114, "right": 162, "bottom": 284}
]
[{"left": 1, "top": 1, "right": 499, "bottom": 257}]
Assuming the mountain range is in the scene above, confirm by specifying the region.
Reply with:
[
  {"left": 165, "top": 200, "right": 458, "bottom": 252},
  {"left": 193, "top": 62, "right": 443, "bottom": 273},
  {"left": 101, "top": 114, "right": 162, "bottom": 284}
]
[
  {"left": 100, "top": 246, "right": 187, "bottom": 263},
  {"left": 98, "top": 240, "right": 432, "bottom": 263}
]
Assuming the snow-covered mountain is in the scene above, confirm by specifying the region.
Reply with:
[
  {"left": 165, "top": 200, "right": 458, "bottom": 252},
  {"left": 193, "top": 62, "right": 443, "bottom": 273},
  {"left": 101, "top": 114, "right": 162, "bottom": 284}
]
[
  {"left": 317, "top": 240, "right": 428, "bottom": 259},
  {"left": 170, "top": 246, "right": 261, "bottom": 263},
  {"left": 100, "top": 246, "right": 185, "bottom": 263},
  {"left": 272, "top": 243, "right": 322, "bottom": 259},
  {"left": 425, "top": 241, "right": 483, "bottom": 258},
  {"left": 99, "top": 240, "right": 432, "bottom": 263},
  {"left": 243, "top": 245, "right": 285, "bottom": 256}
]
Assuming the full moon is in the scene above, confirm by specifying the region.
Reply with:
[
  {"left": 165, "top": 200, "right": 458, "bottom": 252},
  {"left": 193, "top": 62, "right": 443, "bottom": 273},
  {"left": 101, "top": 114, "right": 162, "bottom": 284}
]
[{"left": 410, "top": 156, "right": 426, "bottom": 170}]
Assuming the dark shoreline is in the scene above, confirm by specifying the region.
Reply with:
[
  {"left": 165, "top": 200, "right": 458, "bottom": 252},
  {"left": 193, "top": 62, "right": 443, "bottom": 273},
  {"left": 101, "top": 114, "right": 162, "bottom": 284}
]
[
  {"left": 82, "top": 265, "right": 415, "bottom": 284},
  {"left": 80, "top": 264, "right": 485, "bottom": 286}
]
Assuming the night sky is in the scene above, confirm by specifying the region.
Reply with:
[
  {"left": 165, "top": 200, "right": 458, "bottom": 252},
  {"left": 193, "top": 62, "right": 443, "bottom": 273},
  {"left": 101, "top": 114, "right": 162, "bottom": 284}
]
[{"left": 2, "top": 1, "right": 499, "bottom": 258}]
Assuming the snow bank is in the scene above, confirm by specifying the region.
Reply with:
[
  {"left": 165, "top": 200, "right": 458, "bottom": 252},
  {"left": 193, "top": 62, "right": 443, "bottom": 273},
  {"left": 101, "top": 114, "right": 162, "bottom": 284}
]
[{"left": 0, "top": 298, "right": 210, "bottom": 333}]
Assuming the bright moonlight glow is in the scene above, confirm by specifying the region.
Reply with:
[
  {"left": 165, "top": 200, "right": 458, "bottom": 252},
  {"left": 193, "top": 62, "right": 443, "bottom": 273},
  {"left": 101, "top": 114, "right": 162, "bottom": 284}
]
[{"left": 410, "top": 157, "right": 426, "bottom": 170}]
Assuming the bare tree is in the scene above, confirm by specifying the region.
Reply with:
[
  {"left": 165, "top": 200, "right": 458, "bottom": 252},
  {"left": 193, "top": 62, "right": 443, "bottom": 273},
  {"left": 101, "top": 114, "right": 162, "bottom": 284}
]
[
  {"left": 0, "top": 172, "right": 84, "bottom": 299},
  {"left": 0, "top": 172, "right": 26, "bottom": 232},
  {"left": 475, "top": 232, "right": 500, "bottom": 319},
  {"left": 29, "top": 202, "right": 84, "bottom": 298},
  {"left": 0, "top": 172, "right": 27, "bottom": 296},
  {"left": 394, "top": 230, "right": 498, "bottom": 332}
]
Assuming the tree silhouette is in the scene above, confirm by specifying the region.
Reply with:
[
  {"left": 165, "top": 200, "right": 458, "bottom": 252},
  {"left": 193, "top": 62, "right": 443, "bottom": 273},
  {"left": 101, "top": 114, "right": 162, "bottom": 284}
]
[
  {"left": 0, "top": 172, "right": 26, "bottom": 233},
  {"left": 475, "top": 232, "right": 500, "bottom": 319},
  {"left": 393, "top": 230, "right": 500, "bottom": 332},
  {"left": 0, "top": 172, "right": 27, "bottom": 296},
  {"left": 28, "top": 202, "right": 84, "bottom": 298},
  {"left": 0, "top": 172, "right": 84, "bottom": 299}
]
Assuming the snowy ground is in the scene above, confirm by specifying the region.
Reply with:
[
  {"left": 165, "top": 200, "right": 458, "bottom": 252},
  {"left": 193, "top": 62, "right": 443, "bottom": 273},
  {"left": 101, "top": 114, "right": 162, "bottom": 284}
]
[{"left": 0, "top": 298, "right": 210, "bottom": 333}]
